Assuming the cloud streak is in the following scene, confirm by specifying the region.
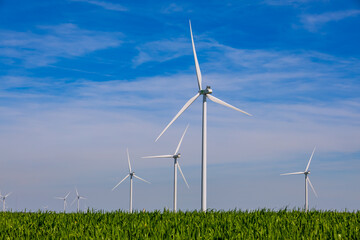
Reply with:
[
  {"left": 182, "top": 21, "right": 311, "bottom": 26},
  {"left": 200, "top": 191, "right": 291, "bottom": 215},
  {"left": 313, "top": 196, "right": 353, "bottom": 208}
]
[
  {"left": 301, "top": 9, "right": 360, "bottom": 31},
  {"left": 71, "top": 0, "right": 128, "bottom": 12},
  {"left": 0, "top": 24, "right": 122, "bottom": 67}
]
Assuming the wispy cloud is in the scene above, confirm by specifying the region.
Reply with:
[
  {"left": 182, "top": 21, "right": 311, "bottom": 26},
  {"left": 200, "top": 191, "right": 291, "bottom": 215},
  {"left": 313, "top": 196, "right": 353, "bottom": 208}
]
[
  {"left": 263, "top": 0, "right": 312, "bottom": 6},
  {"left": 161, "top": 3, "right": 189, "bottom": 14},
  {"left": 0, "top": 24, "right": 122, "bottom": 67},
  {"left": 71, "top": 0, "right": 128, "bottom": 12},
  {"left": 132, "top": 37, "right": 193, "bottom": 67},
  {"left": 301, "top": 9, "right": 360, "bottom": 32}
]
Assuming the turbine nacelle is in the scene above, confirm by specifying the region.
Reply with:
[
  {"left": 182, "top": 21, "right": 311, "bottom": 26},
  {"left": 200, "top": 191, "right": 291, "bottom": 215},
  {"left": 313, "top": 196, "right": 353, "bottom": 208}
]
[
  {"left": 173, "top": 153, "right": 181, "bottom": 159},
  {"left": 305, "top": 171, "right": 310, "bottom": 175},
  {"left": 199, "top": 86, "right": 212, "bottom": 95}
]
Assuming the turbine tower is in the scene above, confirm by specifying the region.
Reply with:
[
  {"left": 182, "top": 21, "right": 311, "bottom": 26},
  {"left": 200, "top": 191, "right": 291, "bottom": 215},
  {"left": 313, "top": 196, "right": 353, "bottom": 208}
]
[
  {"left": 143, "top": 124, "right": 190, "bottom": 212},
  {"left": 281, "top": 147, "right": 318, "bottom": 211},
  {"left": 71, "top": 188, "right": 86, "bottom": 212},
  {"left": 112, "top": 148, "right": 150, "bottom": 213},
  {"left": 0, "top": 191, "right": 11, "bottom": 212},
  {"left": 155, "top": 21, "right": 251, "bottom": 212},
  {"left": 55, "top": 192, "right": 70, "bottom": 212}
]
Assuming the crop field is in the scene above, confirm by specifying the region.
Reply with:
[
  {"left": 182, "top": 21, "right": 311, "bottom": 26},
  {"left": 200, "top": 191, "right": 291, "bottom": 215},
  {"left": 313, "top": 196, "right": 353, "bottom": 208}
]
[{"left": 0, "top": 209, "right": 359, "bottom": 239}]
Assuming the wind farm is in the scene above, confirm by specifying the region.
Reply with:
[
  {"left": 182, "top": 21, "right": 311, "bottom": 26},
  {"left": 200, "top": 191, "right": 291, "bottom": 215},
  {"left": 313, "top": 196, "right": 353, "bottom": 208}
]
[{"left": 1, "top": 0, "right": 360, "bottom": 238}]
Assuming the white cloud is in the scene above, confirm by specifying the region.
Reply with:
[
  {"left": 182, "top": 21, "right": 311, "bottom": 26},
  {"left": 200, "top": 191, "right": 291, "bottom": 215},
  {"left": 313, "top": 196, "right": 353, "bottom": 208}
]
[
  {"left": 0, "top": 24, "right": 122, "bottom": 67},
  {"left": 71, "top": 0, "right": 128, "bottom": 12},
  {"left": 132, "top": 37, "right": 192, "bottom": 67},
  {"left": 301, "top": 9, "right": 360, "bottom": 32},
  {"left": 161, "top": 3, "right": 188, "bottom": 14}
]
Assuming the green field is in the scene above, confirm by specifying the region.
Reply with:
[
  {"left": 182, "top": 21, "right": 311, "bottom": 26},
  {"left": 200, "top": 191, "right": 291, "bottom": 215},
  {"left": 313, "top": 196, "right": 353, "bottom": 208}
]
[{"left": 1, "top": 209, "right": 359, "bottom": 239}]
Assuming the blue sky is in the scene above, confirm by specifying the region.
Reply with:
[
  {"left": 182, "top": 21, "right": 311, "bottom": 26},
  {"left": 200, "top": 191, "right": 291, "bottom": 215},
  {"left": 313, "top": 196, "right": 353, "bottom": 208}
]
[{"left": 0, "top": 0, "right": 359, "bottom": 212}]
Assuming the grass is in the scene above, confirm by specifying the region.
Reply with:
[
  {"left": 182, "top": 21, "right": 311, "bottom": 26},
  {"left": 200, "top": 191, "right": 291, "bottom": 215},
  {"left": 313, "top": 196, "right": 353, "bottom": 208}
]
[{"left": 0, "top": 209, "right": 359, "bottom": 239}]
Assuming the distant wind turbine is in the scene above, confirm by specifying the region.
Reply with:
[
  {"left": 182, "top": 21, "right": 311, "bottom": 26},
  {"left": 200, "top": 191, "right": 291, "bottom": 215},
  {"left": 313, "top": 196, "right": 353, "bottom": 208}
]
[
  {"left": 112, "top": 148, "right": 150, "bottom": 213},
  {"left": 55, "top": 192, "right": 70, "bottom": 212},
  {"left": 155, "top": 21, "right": 252, "bottom": 212},
  {"left": 143, "top": 124, "right": 190, "bottom": 212},
  {"left": 0, "top": 191, "right": 11, "bottom": 212},
  {"left": 71, "top": 188, "right": 86, "bottom": 212},
  {"left": 281, "top": 147, "right": 318, "bottom": 211}
]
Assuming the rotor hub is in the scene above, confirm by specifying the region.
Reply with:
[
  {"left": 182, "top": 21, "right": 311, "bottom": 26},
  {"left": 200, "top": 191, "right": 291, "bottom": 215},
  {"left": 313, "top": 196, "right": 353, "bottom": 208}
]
[{"left": 199, "top": 86, "right": 212, "bottom": 95}]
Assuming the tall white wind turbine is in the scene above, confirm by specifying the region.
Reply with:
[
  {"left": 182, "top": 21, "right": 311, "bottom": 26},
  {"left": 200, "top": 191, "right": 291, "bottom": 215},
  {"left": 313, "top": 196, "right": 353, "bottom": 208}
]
[
  {"left": 143, "top": 125, "right": 190, "bottom": 212},
  {"left": 112, "top": 148, "right": 150, "bottom": 213},
  {"left": 71, "top": 188, "right": 86, "bottom": 212},
  {"left": 0, "top": 191, "right": 12, "bottom": 212},
  {"left": 155, "top": 21, "right": 252, "bottom": 212},
  {"left": 55, "top": 192, "right": 71, "bottom": 212},
  {"left": 281, "top": 147, "right": 318, "bottom": 211}
]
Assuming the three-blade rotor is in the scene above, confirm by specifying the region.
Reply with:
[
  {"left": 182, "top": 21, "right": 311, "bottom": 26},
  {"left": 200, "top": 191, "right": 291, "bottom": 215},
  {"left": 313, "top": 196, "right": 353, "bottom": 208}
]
[
  {"left": 112, "top": 149, "right": 150, "bottom": 191},
  {"left": 281, "top": 147, "right": 318, "bottom": 197},
  {"left": 155, "top": 21, "right": 251, "bottom": 142},
  {"left": 144, "top": 125, "right": 190, "bottom": 188}
]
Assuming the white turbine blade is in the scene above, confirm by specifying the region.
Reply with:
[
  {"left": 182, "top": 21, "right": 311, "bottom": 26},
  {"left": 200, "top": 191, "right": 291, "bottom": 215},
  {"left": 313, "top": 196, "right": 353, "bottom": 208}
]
[
  {"left": 307, "top": 177, "right": 318, "bottom": 198},
  {"left": 65, "top": 192, "right": 70, "bottom": 199},
  {"left": 155, "top": 93, "right": 200, "bottom": 142},
  {"left": 80, "top": 197, "right": 87, "bottom": 200},
  {"left": 75, "top": 188, "right": 79, "bottom": 197},
  {"left": 133, "top": 174, "right": 151, "bottom": 184},
  {"left": 189, "top": 20, "right": 202, "bottom": 90},
  {"left": 305, "top": 147, "right": 316, "bottom": 172},
  {"left": 112, "top": 174, "right": 130, "bottom": 191},
  {"left": 71, "top": 198, "right": 77, "bottom": 206},
  {"left": 207, "top": 95, "right": 252, "bottom": 116},
  {"left": 177, "top": 164, "right": 190, "bottom": 189},
  {"left": 54, "top": 197, "right": 64, "bottom": 200},
  {"left": 280, "top": 172, "right": 305, "bottom": 176},
  {"left": 4, "top": 192, "right": 11, "bottom": 198},
  {"left": 127, "top": 148, "right": 132, "bottom": 173},
  {"left": 142, "top": 155, "right": 173, "bottom": 159},
  {"left": 174, "top": 124, "right": 189, "bottom": 155}
]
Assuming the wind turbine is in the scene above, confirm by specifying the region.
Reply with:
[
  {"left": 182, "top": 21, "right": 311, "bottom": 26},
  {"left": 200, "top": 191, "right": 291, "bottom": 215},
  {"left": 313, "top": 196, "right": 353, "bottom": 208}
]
[
  {"left": 0, "top": 191, "right": 11, "bottom": 212},
  {"left": 281, "top": 147, "right": 318, "bottom": 211},
  {"left": 155, "top": 21, "right": 252, "bottom": 212},
  {"left": 112, "top": 148, "right": 150, "bottom": 213},
  {"left": 55, "top": 192, "right": 70, "bottom": 212},
  {"left": 71, "top": 188, "right": 86, "bottom": 212},
  {"left": 143, "top": 124, "right": 190, "bottom": 212}
]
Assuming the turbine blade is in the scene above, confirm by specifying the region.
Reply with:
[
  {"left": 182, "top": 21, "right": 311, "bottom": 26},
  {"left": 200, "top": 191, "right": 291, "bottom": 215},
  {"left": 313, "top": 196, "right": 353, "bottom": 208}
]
[
  {"left": 174, "top": 124, "right": 189, "bottom": 155},
  {"left": 54, "top": 197, "right": 64, "bottom": 200},
  {"left": 155, "top": 93, "right": 200, "bottom": 142},
  {"left": 75, "top": 187, "right": 79, "bottom": 197},
  {"left": 305, "top": 147, "right": 316, "bottom": 172},
  {"left": 189, "top": 20, "right": 202, "bottom": 91},
  {"left": 307, "top": 177, "right": 318, "bottom": 198},
  {"left": 80, "top": 197, "right": 87, "bottom": 200},
  {"left": 5, "top": 192, "right": 11, "bottom": 198},
  {"left": 207, "top": 95, "right": 252, "bottom": 116},
  {"left": 71, "top": 198, "right": 77, "bottom": 206},
  {"left": 112, "top": 174, "right": 130, "bottom": 191},
  {"left": 280, "top": 172, "right": 305, "bottom": 176},
  {"left": 65, "top": 192, "right": 70, "bottom": 199},
  {"left": 133, "top": 174, "right": 151, "bottom": 184},
  {"left": 177, "top": 164, "right": 190, "bottom": 189},
  {"left": 142, "top": 155, "right": 173, "bottom": 159},
  {"left": 127, "top": 148, "right": 132, "bottom": 173}
]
